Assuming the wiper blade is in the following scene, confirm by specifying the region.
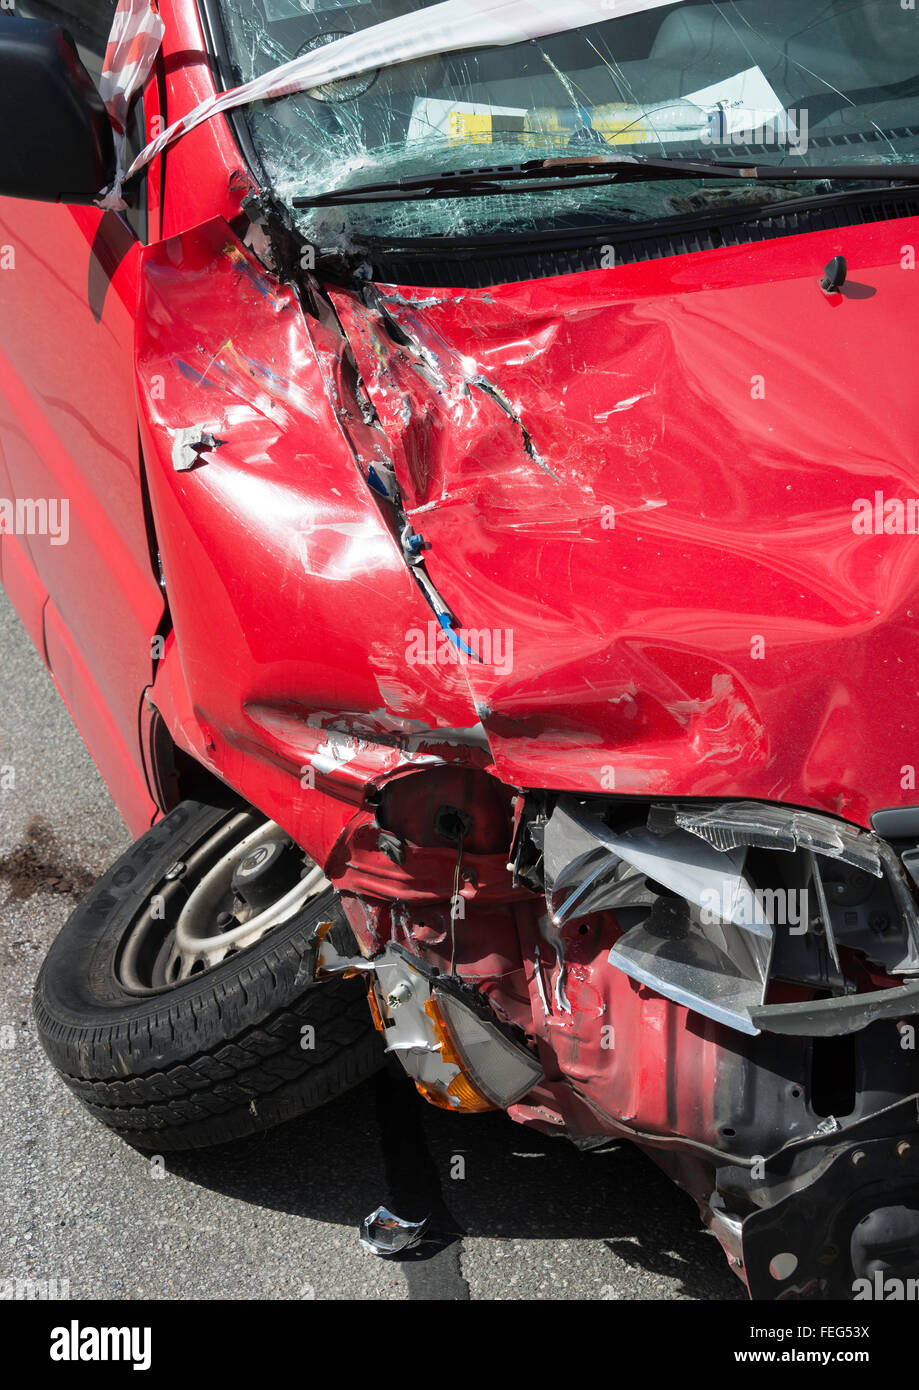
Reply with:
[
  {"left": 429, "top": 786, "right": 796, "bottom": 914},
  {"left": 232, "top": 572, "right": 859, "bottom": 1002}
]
[{"left": 293, "top": 156, "right": 919, "bottom": 207}]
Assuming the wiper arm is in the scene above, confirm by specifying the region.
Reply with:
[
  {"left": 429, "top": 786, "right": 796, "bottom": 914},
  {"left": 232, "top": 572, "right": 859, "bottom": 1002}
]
[{"left": 293, "top": 156, "right": 919, "bottom": 207}]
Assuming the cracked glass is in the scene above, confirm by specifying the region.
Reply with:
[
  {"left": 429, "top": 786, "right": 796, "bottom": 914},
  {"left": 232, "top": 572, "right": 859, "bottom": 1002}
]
[{"left": 212, "top": 0, "right": 919, "bottom": 249}]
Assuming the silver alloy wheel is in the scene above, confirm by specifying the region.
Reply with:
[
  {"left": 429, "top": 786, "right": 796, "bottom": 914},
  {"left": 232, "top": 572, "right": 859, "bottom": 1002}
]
[{"left": 115, "top": 811, "right": 331, "bottom": 994}]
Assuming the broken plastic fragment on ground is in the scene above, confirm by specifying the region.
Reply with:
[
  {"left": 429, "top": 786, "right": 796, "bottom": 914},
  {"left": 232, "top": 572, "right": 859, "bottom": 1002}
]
[{"left": 359, "top": 1205, "right": 429, "bottom": 1255}]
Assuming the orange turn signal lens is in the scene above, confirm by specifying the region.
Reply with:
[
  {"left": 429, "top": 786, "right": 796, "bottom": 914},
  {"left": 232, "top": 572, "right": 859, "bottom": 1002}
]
[
  {"left": 366, "top": 981, "right": 386, "bottom": 1033},
  {"left": 417, "top": 998, "right": 495, "bottom": 1113}
]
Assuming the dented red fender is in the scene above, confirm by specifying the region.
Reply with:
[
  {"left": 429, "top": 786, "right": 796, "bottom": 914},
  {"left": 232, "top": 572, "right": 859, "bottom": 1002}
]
[{"left": 137, "top": 218, "right": 487, "bottom": 873}]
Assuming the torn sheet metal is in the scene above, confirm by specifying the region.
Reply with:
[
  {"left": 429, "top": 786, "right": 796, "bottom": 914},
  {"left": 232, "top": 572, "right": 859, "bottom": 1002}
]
[
  {"left": 28, "top": 0, "right": 919, "bottom": 1306},
  {"left": 99, "top": 0, "right": 680, "bottom": 200}
]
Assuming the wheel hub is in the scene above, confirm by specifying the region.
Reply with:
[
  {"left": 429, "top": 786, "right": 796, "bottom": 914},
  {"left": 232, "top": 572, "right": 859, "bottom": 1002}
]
[{"left": 115, "top": 814, "right": 331, "bottom": 992}]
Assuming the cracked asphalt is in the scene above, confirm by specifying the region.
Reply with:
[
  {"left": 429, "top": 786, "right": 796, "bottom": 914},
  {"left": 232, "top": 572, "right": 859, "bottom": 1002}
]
[{"left": 0, "top": 589, "right": 741, "bottom": 1302}]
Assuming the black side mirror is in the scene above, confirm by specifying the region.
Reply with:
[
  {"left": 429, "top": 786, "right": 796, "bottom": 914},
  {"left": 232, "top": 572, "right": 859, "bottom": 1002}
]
[{"left": 0, "top": 18, "right": 115, "bottom": 204}]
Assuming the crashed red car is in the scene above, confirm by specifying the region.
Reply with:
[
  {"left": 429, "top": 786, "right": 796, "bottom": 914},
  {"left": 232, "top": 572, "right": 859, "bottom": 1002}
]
[{"left": 3, "top": 0, "right": 919, "bottom": 1298}]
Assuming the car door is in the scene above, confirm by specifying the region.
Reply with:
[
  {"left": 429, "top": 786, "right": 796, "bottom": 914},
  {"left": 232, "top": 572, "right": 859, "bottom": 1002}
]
[{"left": 0, "top": 1, "right": 164, "bottom": 833}]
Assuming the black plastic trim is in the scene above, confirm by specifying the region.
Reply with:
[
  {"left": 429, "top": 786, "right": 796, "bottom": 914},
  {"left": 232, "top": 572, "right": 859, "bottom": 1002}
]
[
  {"left": 362, "top": 185, "right": 919, "bottom": 287},
  {"left": 872, "top": 807, "right": 919, "bottom": 838}
]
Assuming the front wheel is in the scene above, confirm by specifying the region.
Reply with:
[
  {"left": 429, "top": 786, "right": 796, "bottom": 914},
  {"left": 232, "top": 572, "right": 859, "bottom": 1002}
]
[{"left": 32, "top": 797, "right": 382, "bottom": 1150}]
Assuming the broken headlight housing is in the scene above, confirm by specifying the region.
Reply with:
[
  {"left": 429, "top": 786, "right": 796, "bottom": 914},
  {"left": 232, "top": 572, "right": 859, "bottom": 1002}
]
[
  {"left": 369, "top": 943, "right": 544, "bottom": 1110},
  {"left": 535, "top": 797, "right": 919, "bottom": 1036}
]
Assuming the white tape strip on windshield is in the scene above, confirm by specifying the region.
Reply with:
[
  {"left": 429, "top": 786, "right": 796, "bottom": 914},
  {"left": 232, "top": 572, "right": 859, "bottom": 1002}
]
[{"left": 97, "top": 0, "right": 682, "bottom": 208}]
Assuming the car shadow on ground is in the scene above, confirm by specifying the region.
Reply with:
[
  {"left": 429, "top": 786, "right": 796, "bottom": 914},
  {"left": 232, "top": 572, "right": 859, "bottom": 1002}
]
[{"left": 160, "top": 1069, "right": 743, "bottom": 1300}]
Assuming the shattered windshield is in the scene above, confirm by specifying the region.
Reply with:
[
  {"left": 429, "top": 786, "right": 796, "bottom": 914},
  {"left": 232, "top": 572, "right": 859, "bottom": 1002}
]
[{"left": 212, "top": 0, "right": 919, "bottom": 247}]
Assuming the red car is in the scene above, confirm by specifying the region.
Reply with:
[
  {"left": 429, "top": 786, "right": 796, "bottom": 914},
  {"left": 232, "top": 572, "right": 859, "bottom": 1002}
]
[{"left": 3, "top": 0, "right": 919, "bottom": 1298}]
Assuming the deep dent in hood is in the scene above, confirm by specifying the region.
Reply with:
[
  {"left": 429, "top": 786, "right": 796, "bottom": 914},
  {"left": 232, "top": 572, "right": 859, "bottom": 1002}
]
[{"left": 329, "top": 218, "right": 919, "bottom": 825}]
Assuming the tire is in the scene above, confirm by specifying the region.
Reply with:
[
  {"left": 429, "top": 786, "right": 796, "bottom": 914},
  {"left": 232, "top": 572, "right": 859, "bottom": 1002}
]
[{"left": 32, "top": 798, "right": 383, "bottom": 1150}]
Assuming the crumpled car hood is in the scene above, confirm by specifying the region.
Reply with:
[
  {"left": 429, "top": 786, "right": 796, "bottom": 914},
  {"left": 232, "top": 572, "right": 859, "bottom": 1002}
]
[{"left": 329, "top": 218, "right": 919, "bottom": 826}]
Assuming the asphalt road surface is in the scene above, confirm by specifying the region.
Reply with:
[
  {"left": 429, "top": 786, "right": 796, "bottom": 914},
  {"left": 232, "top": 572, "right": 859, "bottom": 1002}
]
[{"left": 0, "top": 590, "right": 741, "bottom": 1301}]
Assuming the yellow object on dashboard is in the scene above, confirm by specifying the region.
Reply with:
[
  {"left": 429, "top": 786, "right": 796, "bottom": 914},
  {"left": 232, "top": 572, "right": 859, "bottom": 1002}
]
[
  {"left": 446, "top": 109, "right": 527, "bottom": 144},
  {"left": 526, "top": 105, "right": 667, "bottom": 146},
  {"left": 442, "top": 105, "right": 671, "bottom": 148}
]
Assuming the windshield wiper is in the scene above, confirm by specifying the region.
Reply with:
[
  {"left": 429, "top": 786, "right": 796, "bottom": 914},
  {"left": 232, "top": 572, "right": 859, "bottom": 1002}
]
[{"left": 292, "top": 156, "right": 919, "bottom": 207}]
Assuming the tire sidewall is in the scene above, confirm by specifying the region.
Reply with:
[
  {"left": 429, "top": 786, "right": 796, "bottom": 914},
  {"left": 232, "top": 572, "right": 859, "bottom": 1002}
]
[{"left": 33, "top": 799, "right": 352, "bottom": 1074}]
